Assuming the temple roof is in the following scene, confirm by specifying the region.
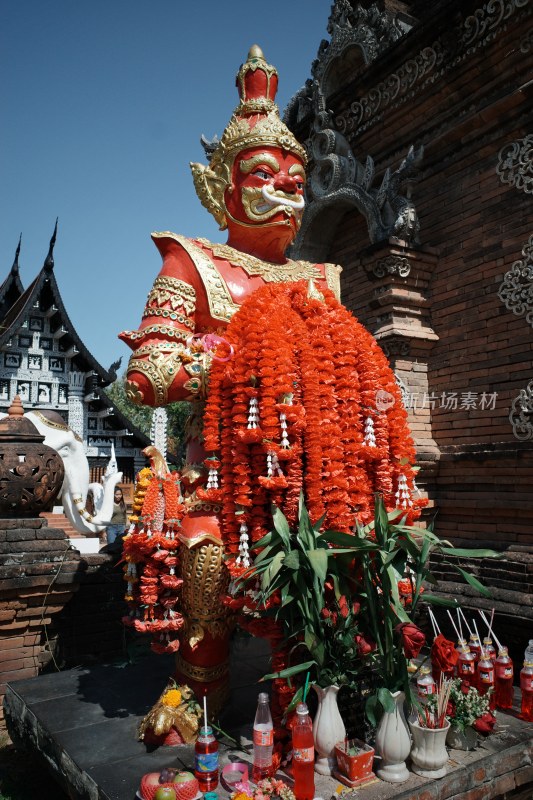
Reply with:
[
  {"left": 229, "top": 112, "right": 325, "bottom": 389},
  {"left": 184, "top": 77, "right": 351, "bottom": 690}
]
[
  {"left": 0, "top": 235, "right": 25, "bottom": 322},
  {"left": 0, "top": 226, "right": 114, "bottom": 385}
]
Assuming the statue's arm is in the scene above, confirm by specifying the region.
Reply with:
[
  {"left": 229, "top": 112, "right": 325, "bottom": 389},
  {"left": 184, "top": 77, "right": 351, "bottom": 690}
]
[{"left": 119, "top": 237, "right": 205, "bottom": 407}]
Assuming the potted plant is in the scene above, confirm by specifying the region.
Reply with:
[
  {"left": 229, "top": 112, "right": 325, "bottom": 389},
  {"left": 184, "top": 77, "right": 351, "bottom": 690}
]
[
  {"left": 428, "top": 678, "right": 496, "bottom": 750},
  {"left": 333, "top": 738, "right": 375, "bottom": 787},
  {"left": 231, "top": 494, "right": 499, "bottom": 779}
]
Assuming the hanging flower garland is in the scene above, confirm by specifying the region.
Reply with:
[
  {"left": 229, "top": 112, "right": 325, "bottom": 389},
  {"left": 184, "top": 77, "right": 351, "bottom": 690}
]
[
  {"left": 122, "top": 465, "right": 186, "bottom": 654},
  {"left": 202, "top": 280, "right": 425, "bottom": 564}
]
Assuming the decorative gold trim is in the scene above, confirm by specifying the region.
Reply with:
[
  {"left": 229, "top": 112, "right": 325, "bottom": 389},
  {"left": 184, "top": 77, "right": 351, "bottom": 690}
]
[
  {"left": 121, "top": 325, "right": 190, "bottom": 343},
  {"left": 131, "top": 342, "right": 188, "bottom": 358},
  {"left": 31, "top": 410, "right": 83, "bottom": 443},
  {"left": 146, "top": 275, "right": 196, "bottom": 317},
  {"left": 197, "top": 238, "right": 322, "bottom": 283},
  {"left": 325, "top": 262, "right": 342, "bottom": 301},
  {"left": 154, "top": 234, "right": 239, "bottom": 323},
  {"left": 127, "top": 349, "right": 186, "bottom": 406},
  {"left": 142, "top": 307, "right": 195, "bottom": 329},
  {"left": 175, "top": 654, "right": 229, "bottom": 683}
]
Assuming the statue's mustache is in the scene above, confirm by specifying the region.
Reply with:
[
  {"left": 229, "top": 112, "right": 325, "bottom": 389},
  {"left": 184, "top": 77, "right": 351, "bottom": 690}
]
[{"left": 261, "top": 184, "right": 305, "bottom": 210}]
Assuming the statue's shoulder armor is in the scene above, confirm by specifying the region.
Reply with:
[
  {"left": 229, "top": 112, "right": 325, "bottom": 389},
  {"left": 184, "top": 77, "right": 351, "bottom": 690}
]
[
  {"left": 323, "top": 262, "right": 342, "bottom": 302},
  {"left": 152, "top": 232, "right": 239, "bottom": 323}
]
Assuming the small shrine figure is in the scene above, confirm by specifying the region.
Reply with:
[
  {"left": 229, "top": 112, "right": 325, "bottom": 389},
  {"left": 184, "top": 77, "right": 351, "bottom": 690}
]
[{"left": 120, "top": 46, "right": 424, "bottom": 715}]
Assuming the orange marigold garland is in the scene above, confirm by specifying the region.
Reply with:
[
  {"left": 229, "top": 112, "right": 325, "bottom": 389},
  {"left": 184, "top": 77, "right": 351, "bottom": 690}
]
[
  {"left": 122, "top": 464, "right": 186, "bottom": 654},
  {"left": 202, "top": 280, "right": 425, "bottom": 549}
]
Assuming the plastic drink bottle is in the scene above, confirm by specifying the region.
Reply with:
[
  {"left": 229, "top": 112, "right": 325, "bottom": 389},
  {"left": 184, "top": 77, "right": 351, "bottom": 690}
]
[
  {"left": 194, "top": 725, "right": 219, "bottom": 791},
  {"left": 520, "top": 661, "right": 533, "bottom": 722},
  {"left": 477, "top": 655, "right": 495, "bottom": 710},
  {"left": 483, "top": 637, "right": 496, "bottom": 662},
  {"left": 524, "top": 640, "right": 533, "bottom": 662},
  {"left": 454, "top": 638, "right": 467, "bottom": 676},
  {"left": 292, "top": 702, "right": 315, "bottom": 800},
  {"left": 417, "top": 666, "right": 436, "bottom": 702},
  {"left": 468, "top": 633, "right": 482, "bottom": 688},
  {"left": 457, "top": 643, "right": 476, "bottom": 680},
  {"left": 494, "top": 647, "right": 514, "bottom": 710},
  {"left": 252, "top": 692, "right": 274, "bottom": 781}
]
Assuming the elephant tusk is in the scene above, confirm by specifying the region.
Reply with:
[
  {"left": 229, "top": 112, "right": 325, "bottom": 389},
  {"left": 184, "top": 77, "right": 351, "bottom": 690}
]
[{"left": 72, "top": 496, "right": 94, "bottom": 523}]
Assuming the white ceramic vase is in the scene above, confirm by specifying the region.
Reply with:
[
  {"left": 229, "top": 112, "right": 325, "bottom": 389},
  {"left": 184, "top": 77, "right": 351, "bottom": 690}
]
[
  {"left": 374, "top": 691, "right": 411, "bottom": 783},
  {"left": 312, "top": 684, "right": 346, "bottom": 776},
  {"left": 409, "top": 719, "right": 451, "bottom": 779}
]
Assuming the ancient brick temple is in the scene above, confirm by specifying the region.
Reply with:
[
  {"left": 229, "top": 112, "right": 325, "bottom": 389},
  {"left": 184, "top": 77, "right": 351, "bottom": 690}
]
[{"left": 286, "top": 0, "right": 533, "bottom": 648}]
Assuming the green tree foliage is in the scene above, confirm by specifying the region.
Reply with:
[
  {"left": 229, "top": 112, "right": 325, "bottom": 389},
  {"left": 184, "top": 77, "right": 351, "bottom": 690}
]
[{"left": 106, "top": 375, "right": 189, "bottom": 465}]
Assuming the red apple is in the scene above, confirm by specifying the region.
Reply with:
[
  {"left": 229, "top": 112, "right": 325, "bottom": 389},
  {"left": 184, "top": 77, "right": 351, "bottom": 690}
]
[
  {"left": 140, "top": 772, "right": 178, "bottom": 800},
  {"left": 140, "top": 772, "right": 161, "bottom": 800}
]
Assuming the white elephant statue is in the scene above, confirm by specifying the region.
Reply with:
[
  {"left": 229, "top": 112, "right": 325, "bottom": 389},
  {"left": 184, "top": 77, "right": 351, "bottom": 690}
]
[{"left": 0, "top": 408, "right": 122, "bottom": 534}]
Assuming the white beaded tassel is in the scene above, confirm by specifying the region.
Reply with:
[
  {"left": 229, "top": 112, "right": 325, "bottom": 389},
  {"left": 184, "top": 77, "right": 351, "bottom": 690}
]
[
  {"left": 395, "top": 473, "right": 413, "bottom": 509},
  {"left": 207, "top": 466, "right": 219, "bottom": 489},
  {"left": 236, "top": 520, "right": 250, "bottom": 567},
  {"left": 364, "top": 416, "right": 376, "bottom": 447},
  {"left": 280, "top": 411, "right": 290, "bottom": 449},
  {"left": 266, "top": 450, "right": 283, "bottom": 478},
  {"left": 247, "top": 396, "right": 259, "bottom": 429}
]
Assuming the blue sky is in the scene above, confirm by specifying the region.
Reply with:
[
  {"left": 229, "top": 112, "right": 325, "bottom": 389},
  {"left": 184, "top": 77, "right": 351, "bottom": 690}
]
[{"left": 1, "top": 0, "right": 330, "bottom": 371}]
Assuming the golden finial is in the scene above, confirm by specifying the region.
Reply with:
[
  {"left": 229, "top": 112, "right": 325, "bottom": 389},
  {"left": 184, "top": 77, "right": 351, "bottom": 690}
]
[{"left": 247, "top": 44, "right": 265, "bottom": 61}]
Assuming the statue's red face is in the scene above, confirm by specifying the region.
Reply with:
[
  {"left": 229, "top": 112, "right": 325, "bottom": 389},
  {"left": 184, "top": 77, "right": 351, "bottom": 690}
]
[{"left": 225, "top": 147, "right": 306, "bottom": 239}]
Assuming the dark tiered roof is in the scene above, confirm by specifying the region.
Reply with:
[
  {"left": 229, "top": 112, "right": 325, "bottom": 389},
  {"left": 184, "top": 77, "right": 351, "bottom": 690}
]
[
  {"left": 0, "top": 226, "right": 114, "bottom": 386},
  {"left": 0, "top": 235, "right": 24, "bottom": 323}
]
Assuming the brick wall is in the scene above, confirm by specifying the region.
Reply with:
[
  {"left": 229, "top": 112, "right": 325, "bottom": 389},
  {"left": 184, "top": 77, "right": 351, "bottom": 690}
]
[
  {"left": 290, "top": 0, "right": 533, "bottom": 641},
  {"left": 0, "top": 519, "right": 127, "bottom": 727}
]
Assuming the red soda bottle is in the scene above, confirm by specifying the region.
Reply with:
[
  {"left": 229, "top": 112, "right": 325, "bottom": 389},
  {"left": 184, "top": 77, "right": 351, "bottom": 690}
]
[
  {"left": 454, "top": 638, "right": 467, "bottom": 676},
  {"left": 194, "top": 725, "right": 219, "bottom": 791},
  {"left": 468, "top": 633, "right": 482, "bottom": 688},
  {"left": 457, "top": 643, "right": 476, "bottom": 681},
  {"left": 477, "top": 655, "right": 495, "bottom": 710},
  {"left": 483, "top": 637, "right": 496, "bottom": 663},
  {"left": 292, "top": 702, "right": 315, "bottom": 800},
  {"left": 252, "top": 692, "right": 274, "bottom": 781},
  {"left": 520, "top": 661, "right": 533, "bottom": 722},
  {"left": 417, "top": 666, "right": 436, "bottom": 703},
  {"left": 494, "top": 647, "right": 514, "bottom": 710}
]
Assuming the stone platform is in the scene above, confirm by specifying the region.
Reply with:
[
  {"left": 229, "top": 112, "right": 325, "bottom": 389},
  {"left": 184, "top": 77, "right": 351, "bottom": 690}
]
[{"left": 3, "top": 636, "right": 533, "bottom": 800}]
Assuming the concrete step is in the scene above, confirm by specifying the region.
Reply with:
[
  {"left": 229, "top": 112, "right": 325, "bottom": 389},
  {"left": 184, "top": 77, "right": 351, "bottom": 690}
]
[{"left": 41, "top": 511, "right": 84, "bottom": 539}]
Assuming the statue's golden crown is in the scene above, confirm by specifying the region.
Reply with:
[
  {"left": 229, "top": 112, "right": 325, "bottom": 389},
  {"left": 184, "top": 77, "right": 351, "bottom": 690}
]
[{"left": 190, "top": 45, "right": 307, "bottom": 229}]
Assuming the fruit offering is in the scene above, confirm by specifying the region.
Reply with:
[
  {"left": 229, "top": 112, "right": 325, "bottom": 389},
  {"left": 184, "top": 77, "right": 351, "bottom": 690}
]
[{"left": 139, "top": 769, "right": 199, "bottom": 800}]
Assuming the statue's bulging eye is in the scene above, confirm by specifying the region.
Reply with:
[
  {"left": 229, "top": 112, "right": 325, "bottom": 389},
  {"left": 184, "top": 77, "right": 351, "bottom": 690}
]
[{"left": 253, "top": 169, "right": 271, "bottom": 180}]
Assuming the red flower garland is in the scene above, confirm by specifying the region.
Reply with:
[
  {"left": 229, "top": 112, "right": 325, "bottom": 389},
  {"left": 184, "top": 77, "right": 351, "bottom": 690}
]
[
  {"left": 122, "top": 468, "right": 186, "bottom": 654},
  {"left": 202, "top": 281, "right": 424, "bottom": 537}
]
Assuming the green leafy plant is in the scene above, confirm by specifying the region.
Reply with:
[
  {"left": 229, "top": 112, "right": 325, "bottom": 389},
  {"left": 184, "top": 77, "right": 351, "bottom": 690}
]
[
  {"left": 240, "top": 493, "right": 501, "bottom": 724},
  {"left": 243, "top": 494, "right": 374, "bottom": 690}
]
